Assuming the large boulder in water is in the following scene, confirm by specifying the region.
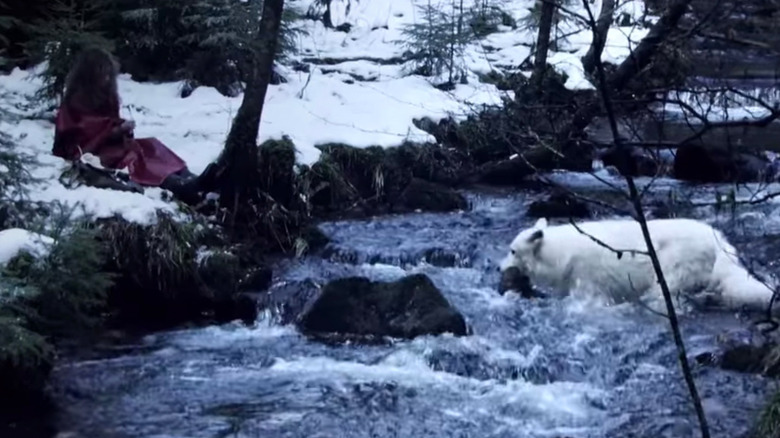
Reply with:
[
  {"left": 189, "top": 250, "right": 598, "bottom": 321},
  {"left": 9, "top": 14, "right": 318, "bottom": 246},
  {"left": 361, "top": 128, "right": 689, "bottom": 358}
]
[
  {"left": 306, "top": 143, "right": 469, "bottom": 217},
  {"left": 298, "top": 274, "right": 468, "bottom": 340},
  {"left": 673, "top": 144, "right": 770, "bottom": 183}
]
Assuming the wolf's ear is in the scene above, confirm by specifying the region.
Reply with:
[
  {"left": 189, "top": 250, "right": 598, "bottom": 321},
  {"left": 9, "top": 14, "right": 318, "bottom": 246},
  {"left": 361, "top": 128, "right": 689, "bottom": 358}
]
[
  {"left": 527, "top": 229, "right": 544, "bottom": 244},
  {"left": 534, "top": 218, "right": 548, "bottom": 229}
]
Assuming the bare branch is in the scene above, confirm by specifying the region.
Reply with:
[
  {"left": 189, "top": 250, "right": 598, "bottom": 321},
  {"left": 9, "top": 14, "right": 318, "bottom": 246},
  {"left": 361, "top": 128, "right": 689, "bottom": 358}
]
[
  {"left": 561, "top": 0, "right": 696, "bottom": 145},
  {"left": 678, "top": 109, "right": 780, "bottom": 146},
  {"left": 580, "top": 0, "right": 711, "bottom": 436},
  {"left": 567, "top": 217, "right": 649, "bottom": 257},
  {"left": 690, "top": 28, "right": 774, "bottom": 50}
]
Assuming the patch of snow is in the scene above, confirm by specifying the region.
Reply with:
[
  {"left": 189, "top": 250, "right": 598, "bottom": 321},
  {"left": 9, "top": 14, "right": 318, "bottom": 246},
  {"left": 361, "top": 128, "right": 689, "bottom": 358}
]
[
  {"left": 547, "top": 52, "right": 596, "bottom": 90},
  {"left": 0, "top": 228, "right": 54, "bottom": 267},
  {"left": 659, "top": 103, "right": 775, "bottom": 123}
]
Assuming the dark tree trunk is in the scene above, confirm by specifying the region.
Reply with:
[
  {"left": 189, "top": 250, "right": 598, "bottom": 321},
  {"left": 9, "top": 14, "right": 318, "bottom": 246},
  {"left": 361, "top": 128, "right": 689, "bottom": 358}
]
[
  {"left": 531, "top": 0, "right": 557, "bottom": 87},
  {"left": 579, "top": 1, "right": 712, "bottom": 434},
  {"left": 581, "top": 0, "right": 616, "bottom": 76},
  {"left": 217, "top": 0, "right": 286, "bottom": 214}
]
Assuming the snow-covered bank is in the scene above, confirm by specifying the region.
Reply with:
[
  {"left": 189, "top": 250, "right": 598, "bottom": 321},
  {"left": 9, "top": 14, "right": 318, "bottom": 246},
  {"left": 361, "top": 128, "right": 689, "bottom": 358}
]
[
  {"left": 0, "top": 228, "right": 53, "bottom": 268},
  {"left": 0, "top": 0, "right": 657, "bottom": 224}
]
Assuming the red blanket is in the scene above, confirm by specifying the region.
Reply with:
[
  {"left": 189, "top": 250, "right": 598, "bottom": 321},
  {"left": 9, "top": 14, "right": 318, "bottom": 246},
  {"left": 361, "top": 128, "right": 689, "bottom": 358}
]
[{"left": 53, "top": 100, "right": 186, "bottom": 187}]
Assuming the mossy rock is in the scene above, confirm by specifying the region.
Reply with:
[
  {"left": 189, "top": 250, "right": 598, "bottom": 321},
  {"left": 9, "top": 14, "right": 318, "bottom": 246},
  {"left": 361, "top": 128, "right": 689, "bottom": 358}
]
[
  {"left": 298, "top": 274, "right": 468, "bottom": 341},
  {"left": 304, "top": 144, "right": 410, "bottom": 215},
  {"left": 239, "top": 266, "right": 273, "bottom": 292},
  {"left": 393, "top": 178, "right": 468, "bottom": 213},
  {"left": 196, "top": 250, "right": 264, "bottom": 324},
  {"left": 96, "top": 212, "right": 207, "bottom": 328},
  {"left": 393, "top": 141, "right": 470, "bottom": 186},
  {"left": 286, "top": 225, "right": 331, "bottom": 258},
  {"left": 258, "top": 136, "right": 297, "bottom": 208},
  {"left": 98, "top": 214, "right": 262, "bottom": 327},
  {"left": 304, "top": 143, "right": 468, "bottom": 216},
  {"left": 298, "top": 225, "right": 330, "bottom": 253},
  {"left": 319, "top": 143, "right": 412, "bottom": 202},
  {"left": 198, "top": 251, "right": 243, "bottom": 295},
  {"left": 756, "top": 391, "right": 780, "bottom": 438}
]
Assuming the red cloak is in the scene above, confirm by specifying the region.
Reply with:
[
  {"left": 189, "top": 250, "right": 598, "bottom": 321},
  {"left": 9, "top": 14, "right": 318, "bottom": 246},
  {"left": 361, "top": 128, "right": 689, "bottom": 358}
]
[{"left": 53, "top": 96, "right": 186, "bottom": 187}]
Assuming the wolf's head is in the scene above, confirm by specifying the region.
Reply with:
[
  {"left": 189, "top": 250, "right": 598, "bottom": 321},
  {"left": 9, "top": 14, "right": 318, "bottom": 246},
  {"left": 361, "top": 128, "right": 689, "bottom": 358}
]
[{"left": 498, "top": 218, "right": 547, "bottom": 296}]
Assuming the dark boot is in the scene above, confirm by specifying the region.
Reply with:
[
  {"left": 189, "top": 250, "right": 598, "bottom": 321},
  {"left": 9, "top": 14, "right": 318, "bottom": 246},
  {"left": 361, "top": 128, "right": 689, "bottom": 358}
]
[
  {"left": 192, "top": 162, "right": 221, "bottom": 194},
  {"left": 174, "top": 167, "right": 197, "bottom": 179},
  {"left": 161, "top": 172, "right": 202, "bottom": 205}
]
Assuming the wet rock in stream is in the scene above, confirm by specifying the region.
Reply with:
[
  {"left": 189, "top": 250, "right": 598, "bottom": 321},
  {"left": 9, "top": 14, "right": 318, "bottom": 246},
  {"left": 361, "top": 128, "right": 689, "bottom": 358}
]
[
  {"left": 298, "top": 273, "right": 468, "bottom": 340},
  {"left": 673, "top": 144, "right": 773, "bottom": 183},
  {"left": 701, "top": 326, "right": 780, "bottom": 377}
]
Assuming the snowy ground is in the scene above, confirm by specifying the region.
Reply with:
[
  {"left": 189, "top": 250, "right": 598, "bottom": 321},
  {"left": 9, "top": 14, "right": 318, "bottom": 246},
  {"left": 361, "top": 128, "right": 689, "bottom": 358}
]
[{"left": 0, "top": 0, "right": 658, "bottom": 225}]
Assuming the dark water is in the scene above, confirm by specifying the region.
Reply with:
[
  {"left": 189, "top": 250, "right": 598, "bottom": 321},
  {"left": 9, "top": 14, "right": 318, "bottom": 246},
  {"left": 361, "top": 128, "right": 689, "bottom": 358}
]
[{"left": 51, "top": 172, "right": 780, "bottom": 438}]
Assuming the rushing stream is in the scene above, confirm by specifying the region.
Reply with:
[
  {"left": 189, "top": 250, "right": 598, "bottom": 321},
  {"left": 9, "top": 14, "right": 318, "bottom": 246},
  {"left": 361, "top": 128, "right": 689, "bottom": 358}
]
[{"left": 50, "top": 172, "right": 780, "bottom": 438}]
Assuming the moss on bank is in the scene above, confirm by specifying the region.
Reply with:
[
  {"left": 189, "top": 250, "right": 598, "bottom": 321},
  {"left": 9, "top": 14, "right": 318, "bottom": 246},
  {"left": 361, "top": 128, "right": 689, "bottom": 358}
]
[
  {"left": 756, "top": 391, "right": 780, "bottom": 438},
  {"left": 299, "top": 141, "right": 469, "bottom": 218},
  {"left": 97, "top": 211, "right": 272, "bottom": 329},
  {"left": 0, "top": 281, "right": 55, "bottom": 411}
]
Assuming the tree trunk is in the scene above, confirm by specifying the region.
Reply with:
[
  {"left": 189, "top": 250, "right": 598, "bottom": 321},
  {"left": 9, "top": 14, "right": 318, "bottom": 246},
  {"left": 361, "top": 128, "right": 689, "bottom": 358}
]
[
  {"left": 581, "top": 0, "right": 616, "bottom": 76},
  {"left": 531, "top": 0, "right": 556, "bottom": 87},
  {"left": 218, "top": 0, "right": 286, "bottom": 213}
]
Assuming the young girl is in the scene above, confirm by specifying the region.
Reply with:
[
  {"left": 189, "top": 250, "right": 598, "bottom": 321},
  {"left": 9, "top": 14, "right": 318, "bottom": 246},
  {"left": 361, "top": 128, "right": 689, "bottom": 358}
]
[{"left": 53, "top": 47, "right": 212, "bottom": 202}]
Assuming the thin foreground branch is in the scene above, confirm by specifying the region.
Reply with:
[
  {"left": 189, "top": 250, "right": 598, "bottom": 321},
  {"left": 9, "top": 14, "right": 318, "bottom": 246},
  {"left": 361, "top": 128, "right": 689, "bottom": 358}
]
[
  {"left": 567, "top": 218, "right": 649, "bottom": 258},
  {"left": 581, "top": 1, "right": 711, "bottom": 437}
]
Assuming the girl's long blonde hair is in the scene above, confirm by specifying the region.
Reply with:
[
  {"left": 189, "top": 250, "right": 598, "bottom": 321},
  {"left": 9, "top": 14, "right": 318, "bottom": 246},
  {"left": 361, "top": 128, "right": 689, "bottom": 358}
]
[{"left": 63, "top": 47, "right": 120, "bottom": 113}]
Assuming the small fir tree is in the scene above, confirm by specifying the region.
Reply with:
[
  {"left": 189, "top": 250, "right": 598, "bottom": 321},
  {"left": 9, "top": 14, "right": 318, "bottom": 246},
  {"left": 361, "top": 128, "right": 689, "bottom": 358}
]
[
  {"left": 468, "top": 0, "right": 515, "bottom": 37},
  {"left": 400, "top": 0, "right": 476, "bottom": 85},
  {"left": 0, "top": 214, "right": 112, "bottom": 376},
  {"left": 0, "top": 280, "right": 54, "bottom": 374},
  {"left": 25, "top": 0, "right": 114, "bottom": 102},
  {"left": 2, "top": 215, "right": 114, "bottom": 339},
  {"left": 110, "top": 0, "right": 305, "bottom": 95},
  {"left": 518, "top": 0, "right": 580, "bottom": 52},
  {"left": 0, "top": 0, "right": 19, "bottom": 69},
  {"left": 112, "top": 0, "right": 192, "bottom": 81},
  {"left": 278, "top": 7, "right": 307, "bottom": 62},
  {"left": 0, "top": 129, "right": 40, "bottom": 230}
]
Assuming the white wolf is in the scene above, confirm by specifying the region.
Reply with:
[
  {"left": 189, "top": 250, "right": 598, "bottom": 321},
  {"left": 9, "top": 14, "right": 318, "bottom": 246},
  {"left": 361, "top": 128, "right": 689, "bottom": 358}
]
[{"left": 499, "top": 217, "right": 774, "bottom": 311}]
